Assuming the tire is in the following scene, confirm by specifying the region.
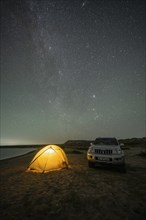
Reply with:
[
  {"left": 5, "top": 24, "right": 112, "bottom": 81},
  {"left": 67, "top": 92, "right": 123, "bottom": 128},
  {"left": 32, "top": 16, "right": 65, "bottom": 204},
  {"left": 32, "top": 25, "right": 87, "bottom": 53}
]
[
  {"left": 88, "top": 161, "right": 95, "bottom": 168},
  {"left": 119, "top": 164, "right": 126, "bottom": 173}
]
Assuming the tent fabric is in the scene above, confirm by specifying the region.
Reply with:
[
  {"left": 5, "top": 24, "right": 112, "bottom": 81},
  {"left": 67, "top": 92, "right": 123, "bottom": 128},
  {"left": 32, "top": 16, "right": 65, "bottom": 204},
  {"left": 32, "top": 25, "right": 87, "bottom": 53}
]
[{"left": 27, "top": 145, "right": 69, "bottom": 173}]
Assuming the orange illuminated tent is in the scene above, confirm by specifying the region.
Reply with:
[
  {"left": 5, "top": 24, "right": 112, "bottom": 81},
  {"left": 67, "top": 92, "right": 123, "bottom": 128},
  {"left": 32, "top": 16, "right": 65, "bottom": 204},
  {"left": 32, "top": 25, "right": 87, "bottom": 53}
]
[{"left": 27, "top": 145, "right": 69, "bottom": 173}]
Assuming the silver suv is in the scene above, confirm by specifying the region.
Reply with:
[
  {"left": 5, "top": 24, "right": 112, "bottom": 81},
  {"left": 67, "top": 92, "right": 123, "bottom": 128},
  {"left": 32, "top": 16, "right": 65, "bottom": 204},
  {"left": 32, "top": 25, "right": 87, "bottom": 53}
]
[{"left": 87, "top": 137, "right": 125, "bottom": 171}]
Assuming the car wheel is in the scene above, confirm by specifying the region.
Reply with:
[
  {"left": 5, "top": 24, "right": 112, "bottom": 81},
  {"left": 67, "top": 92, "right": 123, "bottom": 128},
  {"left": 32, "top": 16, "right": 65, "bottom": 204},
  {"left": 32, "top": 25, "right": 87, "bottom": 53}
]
[
  {"left": 88, "top": 161, "right": 95, "bottom": 168},
  {"left": 119, "top": 164, "right": 126, "bottom": 173}
]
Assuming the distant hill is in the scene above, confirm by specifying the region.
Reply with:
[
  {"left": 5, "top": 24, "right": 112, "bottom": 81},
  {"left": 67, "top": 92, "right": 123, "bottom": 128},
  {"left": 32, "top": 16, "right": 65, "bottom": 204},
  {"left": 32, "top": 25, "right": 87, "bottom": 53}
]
[
  {"left": 64, "top": 140, "right": 92, "bottom": 147},
  {"left": 63, "top": 138, "right": 146, "bottom": 148},
  {"left": 118, "top": 137, "right": 146, "bottom": 146}
]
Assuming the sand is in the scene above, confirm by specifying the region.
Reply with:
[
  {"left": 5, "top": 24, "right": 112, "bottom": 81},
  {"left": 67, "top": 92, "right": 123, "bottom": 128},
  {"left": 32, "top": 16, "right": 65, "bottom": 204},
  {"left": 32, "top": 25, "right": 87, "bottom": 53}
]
[{"left": 0, "top": 146, "right": 146, "bottom": 220}]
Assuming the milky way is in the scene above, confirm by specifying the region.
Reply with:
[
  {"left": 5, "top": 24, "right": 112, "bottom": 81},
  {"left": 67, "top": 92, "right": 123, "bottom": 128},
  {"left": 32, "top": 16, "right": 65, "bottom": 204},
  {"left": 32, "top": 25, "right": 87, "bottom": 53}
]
[{"left": 1, "top": 0, "right": 145, "bottom": 145}]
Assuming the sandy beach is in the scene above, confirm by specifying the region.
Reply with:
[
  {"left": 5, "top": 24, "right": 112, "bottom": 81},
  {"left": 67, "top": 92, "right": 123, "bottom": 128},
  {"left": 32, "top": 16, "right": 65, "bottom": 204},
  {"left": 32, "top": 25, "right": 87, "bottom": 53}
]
[{"left": 0, "top": 146, "right": 146, "bottom": 220}]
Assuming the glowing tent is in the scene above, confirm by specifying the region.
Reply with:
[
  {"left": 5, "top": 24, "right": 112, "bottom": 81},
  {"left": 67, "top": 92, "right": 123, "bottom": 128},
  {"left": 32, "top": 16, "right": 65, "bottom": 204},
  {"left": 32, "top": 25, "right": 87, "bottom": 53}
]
[{"left": 27, "top": 145, "right": 69, "bottom": 173}]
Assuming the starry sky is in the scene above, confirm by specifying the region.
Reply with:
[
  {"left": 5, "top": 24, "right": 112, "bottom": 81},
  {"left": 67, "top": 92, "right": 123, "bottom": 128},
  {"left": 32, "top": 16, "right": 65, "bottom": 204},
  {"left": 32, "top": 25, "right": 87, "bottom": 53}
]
[{"left": 1, "top": 0, "right": 145, "bottom": 145}]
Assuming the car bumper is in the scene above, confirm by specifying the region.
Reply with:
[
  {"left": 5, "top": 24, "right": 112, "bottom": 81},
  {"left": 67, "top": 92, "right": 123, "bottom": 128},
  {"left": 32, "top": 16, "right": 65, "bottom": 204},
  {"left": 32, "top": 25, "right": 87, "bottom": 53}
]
[{"left": 87, "top": 153, "right": 125, "bottom": 165}]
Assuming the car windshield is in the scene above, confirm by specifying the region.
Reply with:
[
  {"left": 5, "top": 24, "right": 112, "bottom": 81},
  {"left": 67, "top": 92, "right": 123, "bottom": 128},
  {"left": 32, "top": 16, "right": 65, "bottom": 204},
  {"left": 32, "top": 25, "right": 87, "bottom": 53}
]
[{"left": 94, "top": 138, "right": 118, "bottom": 145}]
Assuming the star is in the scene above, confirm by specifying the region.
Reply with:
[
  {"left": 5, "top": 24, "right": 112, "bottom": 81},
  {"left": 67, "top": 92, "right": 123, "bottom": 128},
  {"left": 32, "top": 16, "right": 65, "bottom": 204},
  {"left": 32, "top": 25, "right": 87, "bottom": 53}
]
[{"left": 81, "top": 1, "right": 87, "bottom": 8}]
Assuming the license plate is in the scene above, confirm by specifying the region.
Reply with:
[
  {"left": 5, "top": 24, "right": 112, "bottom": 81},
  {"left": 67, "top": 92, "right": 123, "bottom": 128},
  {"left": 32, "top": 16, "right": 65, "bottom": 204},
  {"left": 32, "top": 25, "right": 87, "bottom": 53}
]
[{"left": 98, "top": 157, "right": 109, "bottom": 161}]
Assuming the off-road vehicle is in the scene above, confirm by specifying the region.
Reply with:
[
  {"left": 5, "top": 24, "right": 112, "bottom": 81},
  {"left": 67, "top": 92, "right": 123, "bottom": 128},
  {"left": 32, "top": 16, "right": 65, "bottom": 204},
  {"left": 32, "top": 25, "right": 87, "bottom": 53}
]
[{"left": 87, "top": 137, "right": 126, "bottom": 171}]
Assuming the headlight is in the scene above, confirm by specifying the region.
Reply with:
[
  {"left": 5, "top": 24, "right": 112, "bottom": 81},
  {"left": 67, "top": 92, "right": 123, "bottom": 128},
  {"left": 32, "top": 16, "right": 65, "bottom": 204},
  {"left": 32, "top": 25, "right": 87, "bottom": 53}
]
[
  {"left": 88, "top": 147, "right": 94, "bottom": 153},
  {"left": 117, "top": 149, "right": 122, "bottom": 154},
  {"left": 113, "top": 149, "right": 122, "bottom": 154}
]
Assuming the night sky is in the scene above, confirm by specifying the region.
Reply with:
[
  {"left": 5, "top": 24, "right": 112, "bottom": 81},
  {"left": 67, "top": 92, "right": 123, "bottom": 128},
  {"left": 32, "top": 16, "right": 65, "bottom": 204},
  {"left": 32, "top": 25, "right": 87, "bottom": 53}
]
[{"left": 1, "top": 0, "right": 145, "bottom": 145}]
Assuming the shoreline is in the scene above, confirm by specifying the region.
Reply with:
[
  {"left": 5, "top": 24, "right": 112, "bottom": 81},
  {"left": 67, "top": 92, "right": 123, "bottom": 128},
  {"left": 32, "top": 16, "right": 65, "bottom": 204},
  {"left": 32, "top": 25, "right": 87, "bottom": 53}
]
[
  {"left": 0, "top": 150, "right": 37, "bottom": 162},
  {"left": 0, "top": 150, "right": 36, "bottom": 168}
]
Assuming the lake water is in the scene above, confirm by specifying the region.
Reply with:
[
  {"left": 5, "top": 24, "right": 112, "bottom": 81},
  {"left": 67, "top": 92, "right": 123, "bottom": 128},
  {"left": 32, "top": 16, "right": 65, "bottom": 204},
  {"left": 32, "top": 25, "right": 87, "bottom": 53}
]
[{"left": 0, "top": 148, "right": 37, "bottom": 160}]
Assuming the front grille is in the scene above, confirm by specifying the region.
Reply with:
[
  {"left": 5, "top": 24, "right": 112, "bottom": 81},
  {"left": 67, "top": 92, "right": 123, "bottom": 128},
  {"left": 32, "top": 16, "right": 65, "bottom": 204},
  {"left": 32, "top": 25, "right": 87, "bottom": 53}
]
[{"left": 94, "top": 149, "right": 113, "bottom": 155}]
